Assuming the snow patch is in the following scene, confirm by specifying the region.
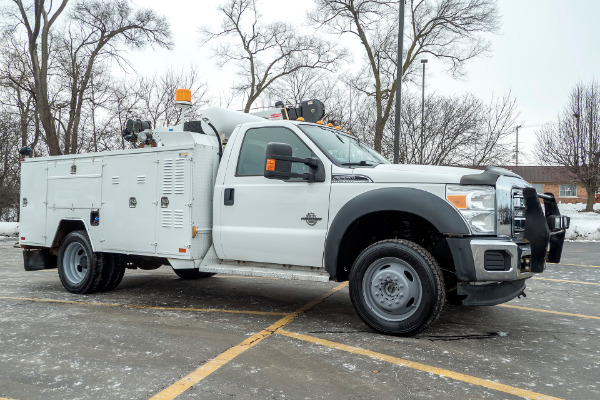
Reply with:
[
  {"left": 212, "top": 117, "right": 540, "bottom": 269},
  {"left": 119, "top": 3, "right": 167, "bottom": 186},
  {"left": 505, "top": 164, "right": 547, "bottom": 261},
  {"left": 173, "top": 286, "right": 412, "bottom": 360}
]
[
  {"left": 558, "top": 203, "right": 600, "bottom": 241},
  {"left": 0, "top": 222, "right": 19, "bottom": 237}
]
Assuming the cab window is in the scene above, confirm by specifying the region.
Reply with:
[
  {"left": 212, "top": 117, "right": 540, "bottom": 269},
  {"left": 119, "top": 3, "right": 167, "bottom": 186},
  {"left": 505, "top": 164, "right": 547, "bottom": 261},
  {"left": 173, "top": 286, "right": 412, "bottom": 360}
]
[{"left": 236, "top": 126, "right": 314, "bottom": 177}]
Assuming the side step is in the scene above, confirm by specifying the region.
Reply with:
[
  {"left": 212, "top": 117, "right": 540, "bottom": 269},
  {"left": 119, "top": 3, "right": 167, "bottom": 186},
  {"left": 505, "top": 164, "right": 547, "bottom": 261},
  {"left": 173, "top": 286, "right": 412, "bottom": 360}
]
[
  {"left": 196, "top": 245, "right": 331, "bottom": 282},
  {"left": 199, "top": 263, "right": 331, "bottom": 282}
]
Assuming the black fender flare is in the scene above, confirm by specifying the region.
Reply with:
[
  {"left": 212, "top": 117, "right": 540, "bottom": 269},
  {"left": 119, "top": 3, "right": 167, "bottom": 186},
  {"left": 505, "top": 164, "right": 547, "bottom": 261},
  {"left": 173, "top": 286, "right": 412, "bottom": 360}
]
[{"left": 324, "top": 187, "right": 470, "bottom": 280}]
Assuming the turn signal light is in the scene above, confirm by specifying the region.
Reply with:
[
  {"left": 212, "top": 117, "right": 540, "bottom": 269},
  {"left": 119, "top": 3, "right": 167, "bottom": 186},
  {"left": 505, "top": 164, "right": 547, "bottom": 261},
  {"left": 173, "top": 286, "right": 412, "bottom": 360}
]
[
  {"left": 266, "top": 159, "right": 276, "bottom": 171},
  {"left": 326, "top": 122, "right": 334, "bottom": 127},
  {"left": 447, "top": 195, "right": 467, "bottom": 209},
  {"left": 296, "top": 117, "right": 305, "bottom": 121},
  {"left": 316, "top": 120, "right": 324, "bottom": 124},
  {"left": 192, "top": 226, "right": 197, "bottom": 238}
]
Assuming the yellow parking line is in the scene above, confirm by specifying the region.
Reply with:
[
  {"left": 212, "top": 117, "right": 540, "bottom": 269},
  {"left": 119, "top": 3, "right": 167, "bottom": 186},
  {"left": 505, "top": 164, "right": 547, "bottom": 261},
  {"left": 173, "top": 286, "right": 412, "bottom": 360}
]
[
  {"left": 277, "top": 330, "right": 562, "bottom": 400},
  {"left": 549, "top": 263, "right": 600, "bottom": 268},
  {"left": 532, "top": 277, "right": 600, "bottom": 286},
  {"left": 0, "top": 296, "right": 286, "bottom": 316},
  {"left": 149, "top": 282, "right": 348, "bottom": 400},
  {"left": 499, "top": 304, "right": 600, "bottom": 320}
]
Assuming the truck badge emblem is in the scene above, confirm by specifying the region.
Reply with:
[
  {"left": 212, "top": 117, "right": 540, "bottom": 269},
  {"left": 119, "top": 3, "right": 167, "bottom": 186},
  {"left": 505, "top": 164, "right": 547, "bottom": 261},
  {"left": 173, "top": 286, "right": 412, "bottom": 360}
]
[{"left": 301, "top": 212, "right": 322, "bottom": 226}]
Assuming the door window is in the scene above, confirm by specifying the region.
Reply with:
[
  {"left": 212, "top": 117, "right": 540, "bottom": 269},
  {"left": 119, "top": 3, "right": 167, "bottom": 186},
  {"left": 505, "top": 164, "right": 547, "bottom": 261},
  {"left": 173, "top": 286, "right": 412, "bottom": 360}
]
[{"left": 236, "top": 126, "right": 314, "bottom": 177}]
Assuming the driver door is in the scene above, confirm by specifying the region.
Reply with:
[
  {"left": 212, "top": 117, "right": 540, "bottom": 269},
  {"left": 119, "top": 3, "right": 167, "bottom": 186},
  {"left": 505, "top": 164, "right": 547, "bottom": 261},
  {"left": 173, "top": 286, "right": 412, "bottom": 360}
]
[{"left": 216, "top": 125, "right": 331, "bottom": 267}]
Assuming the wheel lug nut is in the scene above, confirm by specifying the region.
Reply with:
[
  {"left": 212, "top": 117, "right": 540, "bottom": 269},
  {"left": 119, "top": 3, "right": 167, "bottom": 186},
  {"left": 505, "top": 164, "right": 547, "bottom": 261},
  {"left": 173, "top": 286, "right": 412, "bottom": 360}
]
[
  {"left": 395, "top": 300, "right": 399, "bottom": 304},
  {"left": 386, "top": 274, "right": 390, "bottom": 278},
  {"left": 388, "top": 302, "right": 392, "bottom": 306},
  {"left": 399, "top": 284, "right": 404, "bottom": 288},
  {"left": 400, "top": 294, "right": 404, "bottom": 298},
  {"left": 380, "top": 299, "right": 384, "bottom": 304},
  {"left": 394, "top": 277, "right": 398, "bottom": 282}
]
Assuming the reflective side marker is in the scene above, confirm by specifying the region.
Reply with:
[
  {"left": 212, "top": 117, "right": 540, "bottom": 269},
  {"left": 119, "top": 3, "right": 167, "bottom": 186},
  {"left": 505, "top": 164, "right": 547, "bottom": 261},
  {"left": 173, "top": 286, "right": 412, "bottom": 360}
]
[{"left": 179, "top": 248, "right": 187, "bottom": 253}]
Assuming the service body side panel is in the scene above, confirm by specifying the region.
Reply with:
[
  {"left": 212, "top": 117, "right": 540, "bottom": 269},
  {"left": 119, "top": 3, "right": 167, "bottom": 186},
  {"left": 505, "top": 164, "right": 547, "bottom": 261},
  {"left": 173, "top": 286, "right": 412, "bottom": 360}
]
[
  {"left": 100, "top": 152, "right": 159, "bottom": 254},
  {"left": 156, "top": 150, "right": 193, "bottom": 257},
  {"left": 19, "top": 161, "right": 48, "bottom": 245},
  {"left": 46, "top": 157, "right": 103, "bottom": 249}
]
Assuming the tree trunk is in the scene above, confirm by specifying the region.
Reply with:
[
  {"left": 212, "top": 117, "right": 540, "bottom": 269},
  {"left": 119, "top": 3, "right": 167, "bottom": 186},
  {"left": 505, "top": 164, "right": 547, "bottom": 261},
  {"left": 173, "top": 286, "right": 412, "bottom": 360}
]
[{"left": 586, "top": 185, "right": 596, "bottom": 212}]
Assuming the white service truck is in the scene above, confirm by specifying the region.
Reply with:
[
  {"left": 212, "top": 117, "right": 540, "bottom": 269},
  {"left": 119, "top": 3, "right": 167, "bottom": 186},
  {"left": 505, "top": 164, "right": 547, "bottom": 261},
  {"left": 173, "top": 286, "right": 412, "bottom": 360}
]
[{"left": 18, "top": 96, "right": 570, "bottom": 336}]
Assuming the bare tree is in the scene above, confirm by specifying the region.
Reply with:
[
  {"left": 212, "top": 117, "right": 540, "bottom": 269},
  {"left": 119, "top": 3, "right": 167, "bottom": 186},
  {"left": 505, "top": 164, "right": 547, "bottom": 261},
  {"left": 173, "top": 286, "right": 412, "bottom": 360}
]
[
  {"left": 200, "top": 0, "right": 344, "bottom": 113},
  {"left": 5, "top": 0, "right": 172, "bottom": 155},
  {"left": 134, "top": 67, "right": 210, "bottom": 128},
  {"left": 309, "top": 0, "right": 499, "bottom": 153},
  {"left": 0, "top": 108, "right": 20, "bottom": 221},
  {"left": 0, "top": 31, "right": 42, "bottom": 153},
  {"left": 536, "top": 82, "right": 600, "bottom": 211}
]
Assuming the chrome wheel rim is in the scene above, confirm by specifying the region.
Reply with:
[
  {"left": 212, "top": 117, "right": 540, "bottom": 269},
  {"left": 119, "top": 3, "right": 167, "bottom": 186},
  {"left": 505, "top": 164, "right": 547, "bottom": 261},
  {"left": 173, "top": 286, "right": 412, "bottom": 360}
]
[
  {"left": 63, "top": 242, "right": 89, "bottom": 285},
  {"left": 362, "top": 257, "right": 422, "bottom": 322}
]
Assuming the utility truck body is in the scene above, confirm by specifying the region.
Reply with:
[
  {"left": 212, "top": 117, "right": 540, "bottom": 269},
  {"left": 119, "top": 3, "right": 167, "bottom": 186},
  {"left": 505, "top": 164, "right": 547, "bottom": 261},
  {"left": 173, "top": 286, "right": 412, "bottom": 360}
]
[{"left": 19, "top": 105, "right": 570, "bottom": 336}]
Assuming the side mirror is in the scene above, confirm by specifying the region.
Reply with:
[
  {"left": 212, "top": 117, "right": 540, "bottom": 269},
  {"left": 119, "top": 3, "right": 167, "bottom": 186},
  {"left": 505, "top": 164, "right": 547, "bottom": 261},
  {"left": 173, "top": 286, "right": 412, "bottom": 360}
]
[{"left": 264, "top": 142, "right": 325, "bottom": 182}]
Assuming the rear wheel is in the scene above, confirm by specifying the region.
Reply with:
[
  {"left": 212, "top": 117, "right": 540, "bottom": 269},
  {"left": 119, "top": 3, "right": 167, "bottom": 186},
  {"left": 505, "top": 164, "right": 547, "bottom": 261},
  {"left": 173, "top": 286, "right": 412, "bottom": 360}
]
[
  {"left": 58, "top": 231, "right": 104, "bottom": 294},
  {"left": 173, "top": 268, "right": 215, "bottom": 279},
  {"left": 96, "top": 254, "right": 126, "bottom": 292},
  {"left": 349, "top": 239, "right": 445, "bottom": 336}
]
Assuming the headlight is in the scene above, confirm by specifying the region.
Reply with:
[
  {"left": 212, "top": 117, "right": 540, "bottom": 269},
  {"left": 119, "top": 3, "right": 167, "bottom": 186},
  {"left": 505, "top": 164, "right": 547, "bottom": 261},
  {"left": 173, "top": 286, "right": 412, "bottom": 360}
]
[{"left": 446, "top": 185, "right": 496, "bottom": 235}]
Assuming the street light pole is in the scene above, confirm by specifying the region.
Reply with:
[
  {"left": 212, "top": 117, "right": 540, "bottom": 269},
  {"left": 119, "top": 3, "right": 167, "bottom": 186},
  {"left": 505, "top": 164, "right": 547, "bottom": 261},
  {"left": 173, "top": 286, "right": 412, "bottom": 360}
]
[
  {"left": 393, "top": 1, "right": 405, "bottom": 164},
  {"left": 515, "top": 125, "right": 522, "bottom": 166},
  {"left": 420, "top": 59, "right": 428, "bottom": 164}
]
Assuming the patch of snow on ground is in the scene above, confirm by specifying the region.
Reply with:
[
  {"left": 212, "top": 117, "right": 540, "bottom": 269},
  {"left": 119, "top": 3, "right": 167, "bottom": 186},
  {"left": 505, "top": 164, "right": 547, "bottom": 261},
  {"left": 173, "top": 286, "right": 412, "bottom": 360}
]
[
  {"left": 558, "top": 202, "right": 600, "bottom": 241},
  {"left": 0, "top": 222, "right": 19, "bottom": 237}
]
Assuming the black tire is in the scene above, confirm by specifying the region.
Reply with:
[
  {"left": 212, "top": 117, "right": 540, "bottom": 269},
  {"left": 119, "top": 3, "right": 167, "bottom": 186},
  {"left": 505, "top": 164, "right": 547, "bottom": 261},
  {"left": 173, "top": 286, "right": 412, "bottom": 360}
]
[
  {"left": 349, "top": 239, "right": 445, "bottom": 336},
  {"left": 97, "top": 254, "right": 126, "bottom": 292},
  {"left": 57, "top": 230, "right": 105, "bottom": 294},
  {"left": 173, "top": 268, "right": 215, "bottom": 279}
]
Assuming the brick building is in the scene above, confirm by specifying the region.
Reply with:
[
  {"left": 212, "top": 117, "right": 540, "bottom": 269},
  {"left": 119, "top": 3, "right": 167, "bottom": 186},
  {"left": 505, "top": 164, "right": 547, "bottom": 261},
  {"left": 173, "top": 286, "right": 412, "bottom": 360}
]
[{"left": 499, "top": 166, "right": 591, "bottom": 204}]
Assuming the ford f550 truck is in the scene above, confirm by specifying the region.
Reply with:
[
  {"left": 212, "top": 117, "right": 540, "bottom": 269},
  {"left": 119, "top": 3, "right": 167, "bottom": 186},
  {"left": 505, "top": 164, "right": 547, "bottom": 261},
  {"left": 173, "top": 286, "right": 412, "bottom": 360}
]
[{"left": 19, "top": 96, "right": 569, "bottom": 336}]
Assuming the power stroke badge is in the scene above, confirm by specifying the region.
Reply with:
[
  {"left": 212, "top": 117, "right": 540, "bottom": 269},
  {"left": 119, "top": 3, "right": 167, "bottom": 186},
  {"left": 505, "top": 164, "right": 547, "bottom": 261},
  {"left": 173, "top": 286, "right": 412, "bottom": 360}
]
[{"left": 301, "top": 212, "right": 322, "bottom": 226}]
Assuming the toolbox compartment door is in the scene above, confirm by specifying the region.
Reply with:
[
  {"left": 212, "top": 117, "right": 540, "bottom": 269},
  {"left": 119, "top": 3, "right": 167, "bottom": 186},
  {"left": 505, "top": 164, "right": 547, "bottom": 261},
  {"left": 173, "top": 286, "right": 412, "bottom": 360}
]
[{"left": 20, "top": 162, "right": 48, "bottom": 246}]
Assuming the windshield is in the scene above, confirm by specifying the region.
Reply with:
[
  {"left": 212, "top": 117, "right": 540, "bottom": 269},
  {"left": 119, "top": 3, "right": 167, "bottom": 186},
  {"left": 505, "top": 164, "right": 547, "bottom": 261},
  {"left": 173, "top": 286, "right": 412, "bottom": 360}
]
[{"left": 299, "top": 125, "right": 389, "bottom": 166}]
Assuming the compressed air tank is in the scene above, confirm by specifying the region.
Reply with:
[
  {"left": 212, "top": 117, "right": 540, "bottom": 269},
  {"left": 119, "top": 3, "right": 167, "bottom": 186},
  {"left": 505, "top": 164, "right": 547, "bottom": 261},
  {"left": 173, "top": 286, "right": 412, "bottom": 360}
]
[{"left": 200, "top": 107, "right": 264, "bottom": 140}]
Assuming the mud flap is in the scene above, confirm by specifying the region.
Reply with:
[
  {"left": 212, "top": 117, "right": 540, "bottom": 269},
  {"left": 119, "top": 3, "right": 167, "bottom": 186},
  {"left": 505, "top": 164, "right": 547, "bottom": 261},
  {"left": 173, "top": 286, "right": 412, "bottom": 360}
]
[{"left": 23, "top": 249, "right": 57, "bottom": 271}]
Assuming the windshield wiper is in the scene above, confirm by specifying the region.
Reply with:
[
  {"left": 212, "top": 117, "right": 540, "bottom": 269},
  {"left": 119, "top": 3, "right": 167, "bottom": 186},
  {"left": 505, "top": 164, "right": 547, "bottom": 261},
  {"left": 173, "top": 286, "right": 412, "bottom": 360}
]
[{"left": 341, "top": 160, "right": 375, "bottom": 166}]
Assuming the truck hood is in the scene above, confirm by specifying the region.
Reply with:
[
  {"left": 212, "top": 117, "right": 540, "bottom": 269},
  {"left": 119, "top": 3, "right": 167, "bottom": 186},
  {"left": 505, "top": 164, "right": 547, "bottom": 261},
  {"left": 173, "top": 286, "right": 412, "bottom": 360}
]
[{"left": 350, "top": 164, "right": 483, "bottom": 184}]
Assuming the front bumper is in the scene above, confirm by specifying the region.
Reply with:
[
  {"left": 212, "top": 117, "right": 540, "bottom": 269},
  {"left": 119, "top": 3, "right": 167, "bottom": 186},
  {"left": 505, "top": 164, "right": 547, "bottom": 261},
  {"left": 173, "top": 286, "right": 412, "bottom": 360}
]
[
  {"left": 447, "top": 237, "right": 534, "bottom": 282},
  {"left": 446, "top": 189, "right": 569, "bottom": 306}
]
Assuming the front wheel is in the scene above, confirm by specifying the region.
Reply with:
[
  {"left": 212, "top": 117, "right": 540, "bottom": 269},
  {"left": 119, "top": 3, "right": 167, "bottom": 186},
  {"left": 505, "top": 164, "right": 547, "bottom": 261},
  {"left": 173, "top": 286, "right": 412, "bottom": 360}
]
[{"left": 349, "top": 239, "right": 445, "bottom": 336}]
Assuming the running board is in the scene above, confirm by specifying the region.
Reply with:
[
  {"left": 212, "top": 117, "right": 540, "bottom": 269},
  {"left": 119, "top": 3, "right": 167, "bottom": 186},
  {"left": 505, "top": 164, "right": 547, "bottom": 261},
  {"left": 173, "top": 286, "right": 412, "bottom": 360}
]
[
  {"left": 199, "top": 263, "right": 331, "bottom": 282},
  {"left": 197, "top": 246, "right": 330, "bottom": 282}
]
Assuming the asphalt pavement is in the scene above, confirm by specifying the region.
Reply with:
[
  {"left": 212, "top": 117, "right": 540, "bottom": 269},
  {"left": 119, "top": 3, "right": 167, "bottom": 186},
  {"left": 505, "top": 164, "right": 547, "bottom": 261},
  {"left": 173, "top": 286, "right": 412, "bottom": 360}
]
[{"left": 0, "top": 239, "right": 598, "bottom": 400}]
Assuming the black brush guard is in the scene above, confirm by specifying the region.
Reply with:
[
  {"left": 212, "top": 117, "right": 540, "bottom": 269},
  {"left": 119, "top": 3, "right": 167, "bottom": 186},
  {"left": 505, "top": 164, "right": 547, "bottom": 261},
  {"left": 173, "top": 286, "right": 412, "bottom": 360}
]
[{"left": 522, "top": 188, "right": 570, "bottom": 272}]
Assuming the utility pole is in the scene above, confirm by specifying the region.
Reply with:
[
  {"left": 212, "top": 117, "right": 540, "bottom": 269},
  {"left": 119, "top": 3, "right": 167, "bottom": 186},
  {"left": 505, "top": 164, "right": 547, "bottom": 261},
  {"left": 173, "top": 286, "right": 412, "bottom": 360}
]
[
  {"left": 393, "top": 0, "right": 405, "bottom": 164},
  {"left": 515, "top": 125, "right": 522, "bottom": 166},
  {"left": 420, "top": 59, "right": 428, "bottom": 164}
]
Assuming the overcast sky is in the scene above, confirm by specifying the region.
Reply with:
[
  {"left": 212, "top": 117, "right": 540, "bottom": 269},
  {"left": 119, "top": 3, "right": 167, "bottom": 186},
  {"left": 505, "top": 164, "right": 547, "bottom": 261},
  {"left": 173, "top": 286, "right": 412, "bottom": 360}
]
[{"left": 128, "top": 0, "right": 600, "bottom": 165}]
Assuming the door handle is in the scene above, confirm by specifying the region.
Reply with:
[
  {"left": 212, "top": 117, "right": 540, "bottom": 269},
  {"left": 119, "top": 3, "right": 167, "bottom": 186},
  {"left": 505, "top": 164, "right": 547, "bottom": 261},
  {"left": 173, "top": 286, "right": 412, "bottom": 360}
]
[{"left": 224, "top": 188, "right": 234, "bottom": 206}]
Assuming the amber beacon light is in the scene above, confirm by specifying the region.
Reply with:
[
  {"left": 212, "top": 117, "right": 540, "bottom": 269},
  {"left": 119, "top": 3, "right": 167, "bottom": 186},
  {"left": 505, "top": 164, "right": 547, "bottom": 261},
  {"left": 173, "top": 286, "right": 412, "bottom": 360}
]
[{"left": 175, "top": 89, "right": 192, "bottom": 104}]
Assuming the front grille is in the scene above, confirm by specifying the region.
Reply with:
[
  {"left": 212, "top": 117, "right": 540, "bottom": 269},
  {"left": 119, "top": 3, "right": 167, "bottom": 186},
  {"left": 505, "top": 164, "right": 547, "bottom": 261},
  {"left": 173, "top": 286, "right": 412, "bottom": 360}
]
[{"left": 512, "top": 188, "right": 526, "bottom": 237}]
